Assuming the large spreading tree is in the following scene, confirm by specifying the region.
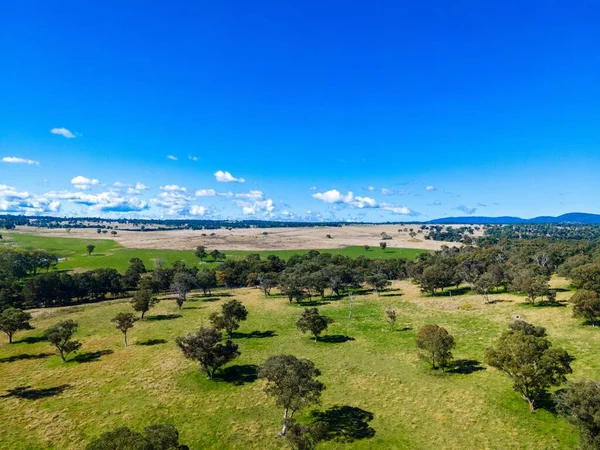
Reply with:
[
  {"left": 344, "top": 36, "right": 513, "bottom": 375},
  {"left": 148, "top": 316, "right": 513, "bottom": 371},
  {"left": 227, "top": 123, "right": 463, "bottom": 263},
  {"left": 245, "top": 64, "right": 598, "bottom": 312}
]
[
  {"left": 175, "top": 327, "right": 239, "bottom": 378},
  {"left": 556, "top": 380, "right": 600, "bottom": 450},
  {"left": 485, "top": 320, "right": 574, "bottom": 411}
]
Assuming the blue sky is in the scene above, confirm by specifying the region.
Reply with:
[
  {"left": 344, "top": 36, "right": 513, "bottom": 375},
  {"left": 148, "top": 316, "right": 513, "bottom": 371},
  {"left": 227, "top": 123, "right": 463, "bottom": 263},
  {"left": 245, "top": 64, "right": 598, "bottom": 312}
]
[{"left": 1, "top": 1, "right": 599, "bottom": 221}]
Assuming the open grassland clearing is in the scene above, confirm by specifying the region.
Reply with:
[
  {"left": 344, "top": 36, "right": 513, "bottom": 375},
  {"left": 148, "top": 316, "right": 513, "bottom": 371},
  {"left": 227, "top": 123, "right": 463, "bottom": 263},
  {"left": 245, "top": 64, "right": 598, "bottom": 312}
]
[
  {"left": 1, "top": 232, "right": 426, "bottom": 272},
  {"left": 0, "top": 279, "right": 593, "bottom": 449}
]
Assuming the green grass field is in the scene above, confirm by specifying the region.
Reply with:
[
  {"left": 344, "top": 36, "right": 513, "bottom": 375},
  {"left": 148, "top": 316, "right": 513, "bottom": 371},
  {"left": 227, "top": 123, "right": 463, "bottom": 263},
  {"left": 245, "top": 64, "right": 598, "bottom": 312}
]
[
  {"left": 1, "top": 233, "right": 426, "bottom": 272},
  {"left": 0, "top": 279, "right": 594, "bottom": 449}
]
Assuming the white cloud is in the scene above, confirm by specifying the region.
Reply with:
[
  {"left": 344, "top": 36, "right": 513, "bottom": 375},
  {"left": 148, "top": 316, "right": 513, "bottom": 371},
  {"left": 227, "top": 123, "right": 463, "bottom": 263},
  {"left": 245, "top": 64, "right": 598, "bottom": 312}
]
[
  {"left": 135, "top": 182, "right": 149, "bottom": 190},
  {"left": 160, "top": 184, "right": 187, "bottom": 192},
  {"left": 351, "top": 196, "right": 377, "bottom": 208},
  {"left": 2, "top": 156, "right": 39, "bottom": 165},
  {"left": 188, "top": 155, "right": 198, "bottom": 161},
  {"left": 150, "top": 191, "right": 193, "bottom": 215},
  {"left": 312, "top": 189, "right": 354, "bottom": 204},
  {"left": 0, "top": 185, "right": 60, "bottom": 214},
  {"left": 214, "top": 170, "right": 245, "bottom": 183},
  {"left": 380, "top": 203, "right": 414, "bottom": 215},
  {"left": 381, "top": 188, "right": 391, "bottom": 195},
  {"left": 195, "top": 189, "right": 216, "bottom": 197},
  {"left": 367, "top": 186, "right": 375, "bottom": 191},
  {"left": 235, "top": 190, "right": 263, "bottom": 201},
  {"left": 167, "top": 155, "right": 178, "bottom": 161},
  {"left": 71, "top": 175, "right": 100, "bottom": 190},
  {"left": 241, "top": 199, "right": 275, "bottom": 216},
  {"left": 46, "top": 190, "right": 148, "bottom": 212},
  {"left": 50, "top": 127, "right": 76, "bottom": 138},
  {"left": 189, "top": 205, "right": 207, "bottom": 216},
  {"left": 425, "top": 185, "right": 436, "bottom": 191},
  {"left": 113, "top": 182, "right": 129, "bottom": 187},
  {"left": 309, "top": 186, "right": 317, "bottom": 191}
]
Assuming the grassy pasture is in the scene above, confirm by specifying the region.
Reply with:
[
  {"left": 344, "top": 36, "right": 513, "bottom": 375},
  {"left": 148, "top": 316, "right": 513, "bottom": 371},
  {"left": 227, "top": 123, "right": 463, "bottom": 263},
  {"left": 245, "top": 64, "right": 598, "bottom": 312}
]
[
  {"left": 1, "top": 232, "right": 425, "bottom": 272},
  {"left": 0, "top": 280, "right": 594, "bottom": 449}
]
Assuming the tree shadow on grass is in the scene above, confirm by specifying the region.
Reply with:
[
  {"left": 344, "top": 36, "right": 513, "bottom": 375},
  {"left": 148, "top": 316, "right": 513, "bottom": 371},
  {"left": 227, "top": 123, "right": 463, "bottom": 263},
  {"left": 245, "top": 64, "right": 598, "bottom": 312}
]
[
  {"left": 536, "top": 300, "right": 567, "bottom": 308},
  {"left": 488, "top": 299, "right": 511, "bottom": 304},
  {"left": 299, "top": 300, "right": 331, "bottom": 307},
  {"left": 146, "top": 314, "right": 183, "bottom": 321},
  {"left": 214, "top": 364, "right": 258, "bottom": 386},
  {"left": 137, "top": 339, "right": 167, "bottom": 346},
  {"left": 447, "top": 359, "right": 486, "bottom": 375},
  {"left": 380, "top": 291, "right": 404, "bottom": 297},
  {"left": 15, "top": 335, "right": 47, "bottom": 344},
  {"left": 395, "top": 326, "right": 412, "bottom": 332},
  {"left": 0, "top": 352, "right": 53, "bottom": 363},
  {"left": 536, "top": 391, "right": 559, "bottom": 414},
  {"left": 2, "top": 384, "right": 70, "bottom": 400},
  {"left": 319, "top": 335, "right": 355, "bottom": 344},
  {"left": 231, "top": 330, "right": 277, "bottom": 339},
  {"left": 71, "top": 349, "right": 113, "bottom": 363},
  {"left": 310, "top": 405, "right": 375, "bottom": 442}
]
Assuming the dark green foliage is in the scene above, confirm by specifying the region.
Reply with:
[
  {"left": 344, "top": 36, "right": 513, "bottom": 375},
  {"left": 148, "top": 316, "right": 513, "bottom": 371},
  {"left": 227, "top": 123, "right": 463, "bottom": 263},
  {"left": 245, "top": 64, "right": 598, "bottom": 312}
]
[
  {"left": 86, "top": 424, "right": 188, "bottom": 450},
  {"left": 416, "top": 324, "right": 455, "bottom": 370},
  {"left": 259, "top": 354, "right": 325, "bottom": 436},
  {"left": 556, "top": 380, "right": 600, "bottom": 450},
  {"left": 385, "top": 307, "right": 397, "bottom": 329},
  {"left": 0, "top": 307, "right": 33, "bottom": 343},
  {"left": 284, "top": 419, "right": 324, "bottom": 450},
  {"left": 45, "top": 320, "right": 82, "bottom": 362},
  {"left": 194, "top": 246, "right": 207, "bottom": 261},
  {"left": 364, "top": 272, "right": 391, "bottom": 296},
  {"left": 509, "top": 269, "right": 550, "bottom": 306},
  {"left": 131, "top": 289, "right": 159, "bottom": 319},
  {"left": 170, "top": 271, "right": 196, "bottom": 309},
  {"left": 86, "top": 244, "right": 96, "bottom": 256},
  {"left": 111, "top": 312, "right": 138, "bottom": 346},
  {"left": 175, "top": 327, "right": 239, "bottom": 378},
  {"left": 570, "top": 290, "right": 600, "bottom": 326},
  {"left": 296, "top": 308, "right": 333, "bottom": 342},
  {"left": 485, "top": 321, "right": 574, "bottom": 411},
  {"left": 209, "top": 299, "right": 248, "bottom": 336},
  {"left": 123, "top": 258, "right": 147, "bottom": 289},
  {"left": 196, "top": 270, "right": 217, "bottom": 295}
]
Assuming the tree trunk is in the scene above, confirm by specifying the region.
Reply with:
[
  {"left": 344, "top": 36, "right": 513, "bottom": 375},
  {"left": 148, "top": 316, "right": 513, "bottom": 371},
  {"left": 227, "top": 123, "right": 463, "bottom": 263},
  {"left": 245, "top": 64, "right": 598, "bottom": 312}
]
[
  {"left": 8, "top": 333, "right": 12, "bottom": 344},
  {"left": 124, "top": 333, "right": 128, "bottom": 347},
  {"left": 59, "top": 349, "right": 66, "bottom": 362},
  {"left": 142, "top": 311, "right": 146, "bottom": 319},
  {"left": 279, "top": 408, "right": 289, "bottom": 436},
  {"left": 527, "top": 397, "right": 535, "bottom": 412}
]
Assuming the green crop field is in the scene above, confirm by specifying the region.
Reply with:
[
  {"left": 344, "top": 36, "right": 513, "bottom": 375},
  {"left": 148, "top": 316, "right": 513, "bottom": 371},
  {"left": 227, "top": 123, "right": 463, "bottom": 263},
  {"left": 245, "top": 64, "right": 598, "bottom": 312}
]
[
  {"left": 1, "top": 233, "right": 426, "bottom": 272},
  {"left": 0, "top": 279, "right": 592, "bottom": 449}
]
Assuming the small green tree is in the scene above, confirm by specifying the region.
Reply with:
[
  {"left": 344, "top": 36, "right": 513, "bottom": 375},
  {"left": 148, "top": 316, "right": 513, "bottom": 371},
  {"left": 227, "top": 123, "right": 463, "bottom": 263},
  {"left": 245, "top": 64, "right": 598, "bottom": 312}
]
[
  {"left": 556, "top": 380, "right": 600, "bottom": 450},
  {"left": 45, "top": 320, "right": 82, "bottom": 362},
  {"left": 131, "top": 289, "right": 159, "bottom": 319},
  {"left": 379, "top": 242, "right": 387, "bottom": 250},
  {"left": 175, "top": 327, "right": 239, "bottom": 378},
  {"left": 296, "top": 308, "right": 333, "bottom": 342},
  {"left": 485, "top": 321, "right": 574, "bottom": 411},
  {"left": 86, "top": 244, "right": 96, "bottom": 256},
  {"left": 0, "top": 307, "right": 33, "bottom": 343},
  {"left": 111, "top": 312, "right": 138, "bottom": 346},
  {"left": 259, "top": 354, "right": 325, "bottom": 436},
  {"left": 385, "top": 306, "right": 397, "bottom": 329},
  {"left": 194, "top": 245, "right": 207, "bottom": 261},
  {"left": 196, "top": 270, "right": 217, "bottom": 295},
  {"left": 209, "top": 249, "right": 225, "bottom": 261},
  {"left": 209, "top": 299, "right": 248, "bottom": 337},
  {"left": 570, "top": 290, "right": 600, "bottom": 326},
  {"left": 416, "top": 324, "right": 455, "bottom": 370}
]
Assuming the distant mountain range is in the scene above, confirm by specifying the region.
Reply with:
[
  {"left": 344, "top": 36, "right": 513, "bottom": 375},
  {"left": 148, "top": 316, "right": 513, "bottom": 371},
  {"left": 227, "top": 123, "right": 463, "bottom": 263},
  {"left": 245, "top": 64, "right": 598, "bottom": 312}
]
[{"left": 427, "top": 212, "right": 600, "bottom": 225}]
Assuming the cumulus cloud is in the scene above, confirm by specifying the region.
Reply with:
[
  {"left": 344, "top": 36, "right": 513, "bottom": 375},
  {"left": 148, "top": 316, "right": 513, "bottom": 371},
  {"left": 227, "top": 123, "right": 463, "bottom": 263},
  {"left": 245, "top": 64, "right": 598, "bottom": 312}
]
[
  {"left": 2, "top": 156, "right": 39, "bottom": 165},
  {"left": 351, "top": 196, "right": 377, "bottom": 208},
  {"left": 189, "top": 205, "right": 207, "bottom": 216},
  {"left": 167, "top": 155, "right": 178, "bottom": 161},
  {"left": 150, "top": 191, "right": 193, "bottom": 215},
  {"left": 195, "top": 189, "right": 216, "bottom": 197},
  {"left": 214, "top": 170, "right": 245, "bottom": 183},
  {"left": 113, "top": 182, "right": 129, "bottom": 187},
  {"left": 0, "top": 185, "right": 60, "bottom": 214},
  {"left": 135, "top": 182, "right": 149, "bottom": 190},
  {"left": 160, "top": 184, "right": 187, "bottom": 192},
  {"left": 379, "top": 203, "right": 415, "bottom": 215},
  {"left": 235, "top": 190, "right": 264, "bottom": 201},
  {"left": 455, "top": 205, "right": 477, "bottom": 214},
  {"left": 241, "top": 199, "right": 275, "bottom": 216},
  {"left": 425, "top": 185, "right": 436, "bottom": 191},
  {"left": 50, "top": 127, "right": 76, "bottom": 138},
  {"left": 71, "top": 175, "right": 100, "bottom": 190},
  {"left": 367, "top": 186, "right": 376, "bottom": 191},
  {"left": 312, "top": 189, "right": 354, "bottom": 204},
  {"left": 46, "top": 190, "right": 148, "bottom": 212}
]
